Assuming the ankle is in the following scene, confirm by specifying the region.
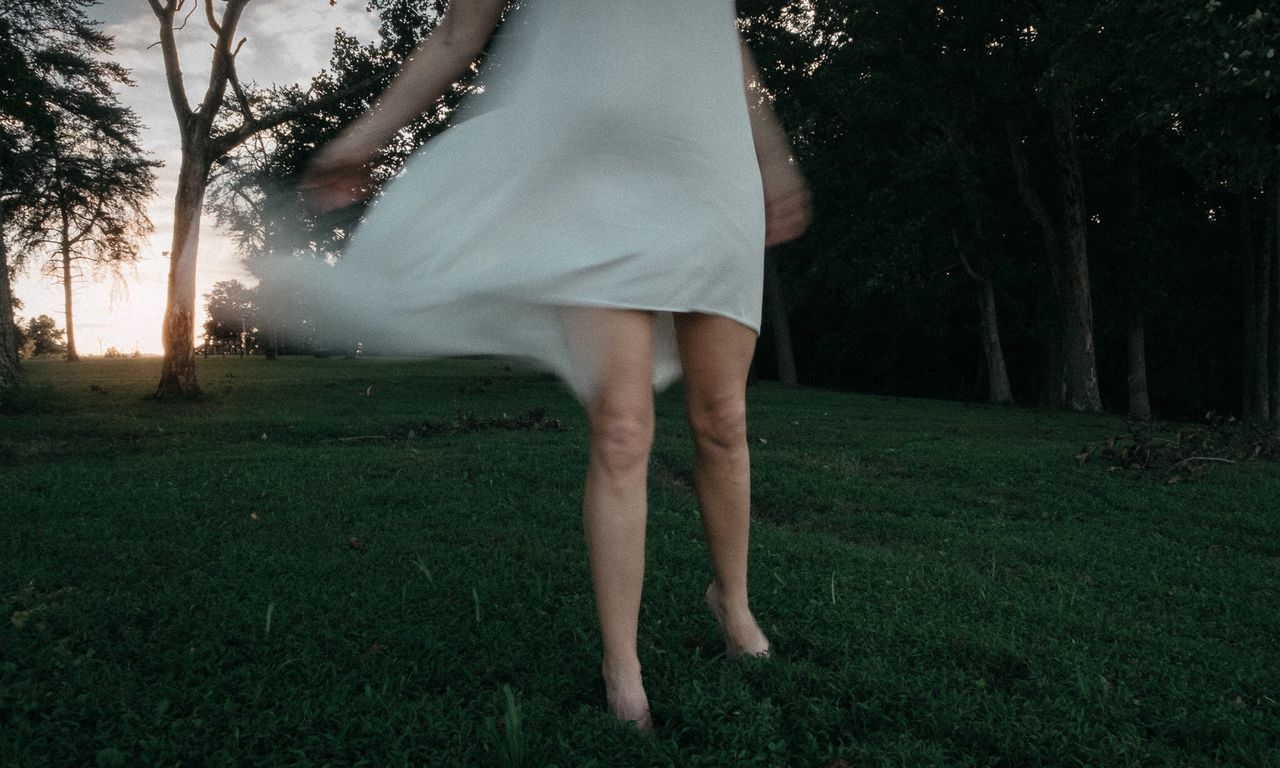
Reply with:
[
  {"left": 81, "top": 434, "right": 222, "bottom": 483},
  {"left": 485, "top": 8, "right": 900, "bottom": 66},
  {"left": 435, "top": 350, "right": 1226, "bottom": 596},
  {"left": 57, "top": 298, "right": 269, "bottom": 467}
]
[
  {"left": 601, "top": 656, "right": 642, "bottom": 682},
  {"left": 707, "top": 581, "right": 751, "bottom": 617}
]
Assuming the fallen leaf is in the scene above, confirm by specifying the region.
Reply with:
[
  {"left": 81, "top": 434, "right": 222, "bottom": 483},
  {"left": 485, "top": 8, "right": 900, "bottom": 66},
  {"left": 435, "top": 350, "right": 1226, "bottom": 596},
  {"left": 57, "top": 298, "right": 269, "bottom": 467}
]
[{"left": 348, "top": 537, "right": 365, "bottom": 550}]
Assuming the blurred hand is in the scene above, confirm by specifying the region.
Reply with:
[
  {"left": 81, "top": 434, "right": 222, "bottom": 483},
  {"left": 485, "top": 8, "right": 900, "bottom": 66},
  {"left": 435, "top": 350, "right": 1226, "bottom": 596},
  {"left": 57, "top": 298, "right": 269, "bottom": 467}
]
[
  {"left": 761, "top": 158, "right": 812, "bottom": 247},
  {"left": 298, "top": 135, "right": 380, "bottom": 214}
]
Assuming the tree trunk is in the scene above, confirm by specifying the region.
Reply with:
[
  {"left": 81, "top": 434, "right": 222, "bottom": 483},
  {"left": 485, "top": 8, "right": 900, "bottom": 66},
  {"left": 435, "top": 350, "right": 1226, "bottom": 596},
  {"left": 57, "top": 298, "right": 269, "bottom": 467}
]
[
  {"left": 955, "top": 234, "right": 1013, "bottom": 406},
  {"left": 1049, "top": 83, "right": 1102, "bottom": 412},
  {"left": 1271, "top": 161, "right": 1280, "bottom": 434},
  {"left": 1006, "top": 122, "right": 1066, "bottom": 409},
  {"left": 1126, "top": 306, "right": 1151, "bottom": 421},
  {"left": 60, "top": 207, "right": 79, "bottom": 361},
  {"left": 976, "top": 277, "right": 1014, "bottom": 405},
  {"left": 763, "top": 251, "right": 797, "bottom": 387},
  {"left": 0, "top": 200, "right": 22, "bottom": 406},
  {"left": 1125, "top": 163, "right": 1151, "bottom": 422},
  {"left": 1241, "top": 191, "right": 1270, "bottom": 424},
  {"left": 156, "top": 151, "right": 210, "bottom": 397}
]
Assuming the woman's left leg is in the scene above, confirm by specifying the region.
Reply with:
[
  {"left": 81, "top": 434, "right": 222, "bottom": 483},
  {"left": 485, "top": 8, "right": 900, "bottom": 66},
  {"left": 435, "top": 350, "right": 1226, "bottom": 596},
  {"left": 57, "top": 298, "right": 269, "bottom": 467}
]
[{"left": 673, "top": 312, "right": 770, "bottom": 658}]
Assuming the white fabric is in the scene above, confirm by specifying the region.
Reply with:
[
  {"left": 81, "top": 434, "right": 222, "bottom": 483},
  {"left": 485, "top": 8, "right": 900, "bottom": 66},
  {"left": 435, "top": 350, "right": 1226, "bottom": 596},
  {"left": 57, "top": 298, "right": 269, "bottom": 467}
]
[{"left": 291, "top": 0, "right": 765, "bottom": 401}]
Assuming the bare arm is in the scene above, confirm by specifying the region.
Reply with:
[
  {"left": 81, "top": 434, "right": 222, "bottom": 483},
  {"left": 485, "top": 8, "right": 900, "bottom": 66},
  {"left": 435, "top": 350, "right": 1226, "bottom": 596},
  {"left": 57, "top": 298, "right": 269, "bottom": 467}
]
[
  {"left": 740, "top": 40, "right": 812, "bottom": 246},
  {"left": 301, "top": 0, "right": 506, "bottom": 211},
  {"left": 739, "top": 41, "right": 795, "bottom": 168},
  {"left": 342, "top": 0, "right": 506, "bottom": 149}
]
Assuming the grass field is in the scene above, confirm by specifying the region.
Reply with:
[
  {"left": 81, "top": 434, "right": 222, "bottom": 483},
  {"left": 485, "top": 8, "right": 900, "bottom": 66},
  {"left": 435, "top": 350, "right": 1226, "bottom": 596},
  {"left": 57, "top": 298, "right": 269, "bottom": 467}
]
[{"left": 2, "top": 357, "right": 1278, "bottom": 767}]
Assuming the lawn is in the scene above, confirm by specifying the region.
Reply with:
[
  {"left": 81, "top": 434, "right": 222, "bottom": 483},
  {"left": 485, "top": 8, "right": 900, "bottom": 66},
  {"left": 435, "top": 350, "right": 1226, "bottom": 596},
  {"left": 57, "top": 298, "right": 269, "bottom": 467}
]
[{"left": 2, "top": 357, "right": 1278, "bottom": 767}]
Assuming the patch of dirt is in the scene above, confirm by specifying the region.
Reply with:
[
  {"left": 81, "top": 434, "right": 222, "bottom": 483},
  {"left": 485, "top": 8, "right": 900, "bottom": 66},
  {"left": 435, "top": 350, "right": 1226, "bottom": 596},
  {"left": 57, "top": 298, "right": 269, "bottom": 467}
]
[
  {"left": 1077, "top": 413, "right": 1280, "bottom": 482},
  {"left": 6, "top": 580, "right": 75, "bottom": 632},
  {"left": 381, "top": 407, "right": 570, "bottom": 439},
  {"left": 0, "top": 438, "right": 77, "bottom": 465}
]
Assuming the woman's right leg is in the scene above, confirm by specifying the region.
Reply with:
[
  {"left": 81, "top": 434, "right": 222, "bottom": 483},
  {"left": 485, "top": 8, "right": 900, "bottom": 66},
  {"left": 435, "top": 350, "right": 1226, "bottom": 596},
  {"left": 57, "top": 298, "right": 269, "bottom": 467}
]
[{"left": 561, "top": 306, "right": 657, "bottom": 730}]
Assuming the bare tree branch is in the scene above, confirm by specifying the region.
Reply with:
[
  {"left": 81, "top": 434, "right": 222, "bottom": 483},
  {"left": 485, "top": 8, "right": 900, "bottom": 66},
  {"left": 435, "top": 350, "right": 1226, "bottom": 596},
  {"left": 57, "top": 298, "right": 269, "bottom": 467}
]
[
  {"left": 204, "top": 0, "right": 222, "bottom": 36},
  {"left": 212, "top": 74, "right": 381, "bottom": 157},
  {"left": 174, "top": 1, "right": 198, "bottom": 32},
  {"left": 1006, "top": 120, "right": 1060, "bottom": 260},
  {"left": 952, "top": 229, "right": 983, "bottom": 282},
  {"left": 147, "top": 0, "right": 194, "bottom": 122},
  {"left": 225, "top": 37, "right": 255, "bottom": 123}
]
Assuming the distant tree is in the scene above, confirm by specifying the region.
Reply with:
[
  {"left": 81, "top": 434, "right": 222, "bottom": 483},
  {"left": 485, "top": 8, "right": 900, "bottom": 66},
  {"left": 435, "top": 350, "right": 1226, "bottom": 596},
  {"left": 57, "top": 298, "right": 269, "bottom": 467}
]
[
  {"left": 0, "top": 194, "right": 21, "bottom": 402},
  {"left": 22, "top": 315, "right": 67, "bottom": 357},
  {"left": 7, "top": 27, "right": 158, "bottom": 362},
  {"left": 0, "top": 1, "right": 65, "bottom": 401},
  {"left": 202, "top": 279, "right": 257, "bottom": 354}
]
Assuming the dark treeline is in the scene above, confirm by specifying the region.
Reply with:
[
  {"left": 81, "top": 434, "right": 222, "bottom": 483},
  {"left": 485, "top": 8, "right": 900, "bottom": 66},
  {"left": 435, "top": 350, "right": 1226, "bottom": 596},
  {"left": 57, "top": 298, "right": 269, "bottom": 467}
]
[
  {"left": 212, "top": 0, "right": 1279, "bottom": 425},
  {"left": 739, "top": 0, "right": 1279, "bottom": 425}
]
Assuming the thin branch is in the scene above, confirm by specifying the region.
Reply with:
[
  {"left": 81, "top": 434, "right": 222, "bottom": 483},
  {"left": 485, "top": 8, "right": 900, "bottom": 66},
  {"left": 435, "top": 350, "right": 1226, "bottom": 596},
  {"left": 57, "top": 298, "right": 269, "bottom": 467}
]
[
  {"left": 1173, "top": 457, "right": 1238, "bottom": 467},
  {"left": 195, "top": 0, "right": 251, "bottom": 131},
  {"left": 1006, "top": 120, "right": 1060, "bottom": 260},
  {"left": 174, "top": 1, "right": 198, "bottom": 32},
  {"left": 148, "top": 0, "right": 194, "bottom": 123},
  {"left": 225, "top": 37, "right": 255, "bottom": 123},
  {"left": 952, "top": 229, "right": 983, "bottom": 283},
  {"left": 204, "top": 0, "right": 222, "bottom": 35}
]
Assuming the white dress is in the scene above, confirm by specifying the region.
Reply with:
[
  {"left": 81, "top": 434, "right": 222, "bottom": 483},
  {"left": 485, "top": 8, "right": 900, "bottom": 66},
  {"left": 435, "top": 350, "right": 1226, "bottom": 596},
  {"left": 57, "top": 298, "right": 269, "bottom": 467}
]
[{"left": 294, "top": 0, "right": 765, "bottom": 401}]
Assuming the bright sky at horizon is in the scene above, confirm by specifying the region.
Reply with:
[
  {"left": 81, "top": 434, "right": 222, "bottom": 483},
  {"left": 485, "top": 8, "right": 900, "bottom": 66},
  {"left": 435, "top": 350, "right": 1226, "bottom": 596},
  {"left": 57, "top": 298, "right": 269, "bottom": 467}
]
[{"left": 11, "top": 0, "right": 381, "bottom": 355}]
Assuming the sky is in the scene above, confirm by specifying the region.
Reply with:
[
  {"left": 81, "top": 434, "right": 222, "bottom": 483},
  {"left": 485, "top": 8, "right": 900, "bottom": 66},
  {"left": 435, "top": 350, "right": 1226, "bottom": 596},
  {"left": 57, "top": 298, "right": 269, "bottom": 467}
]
[{"left": 12, "top": 0, "right": 382, "bottom": 355}]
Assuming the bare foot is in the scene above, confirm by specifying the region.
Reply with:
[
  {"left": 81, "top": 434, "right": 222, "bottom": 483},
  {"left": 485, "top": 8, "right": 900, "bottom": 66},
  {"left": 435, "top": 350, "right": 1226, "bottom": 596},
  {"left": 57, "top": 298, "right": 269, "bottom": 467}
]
[
  {"left": 705, "top": 583, "right": 771, "bottom": 659},
  {"left": 601, "top": 659, "right": 654, "bottom": 732}
]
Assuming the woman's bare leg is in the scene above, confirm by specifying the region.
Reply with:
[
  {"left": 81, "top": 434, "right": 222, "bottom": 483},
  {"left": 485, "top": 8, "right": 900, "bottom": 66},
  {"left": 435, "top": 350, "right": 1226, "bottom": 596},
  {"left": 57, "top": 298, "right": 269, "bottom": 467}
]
[
  {"left": 562, "top": 306, "right": 657, "bottom": 730},
  {"left": 673, "top": 312, "right": 770, "bottom": 658}
]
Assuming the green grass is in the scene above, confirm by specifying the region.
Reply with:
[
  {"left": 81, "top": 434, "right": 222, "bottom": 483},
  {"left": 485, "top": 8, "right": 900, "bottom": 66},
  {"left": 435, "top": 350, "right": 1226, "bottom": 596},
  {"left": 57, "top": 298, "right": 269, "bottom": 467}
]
[{"left": 2, "top": 357, "right": 1278, "bottom": 767}]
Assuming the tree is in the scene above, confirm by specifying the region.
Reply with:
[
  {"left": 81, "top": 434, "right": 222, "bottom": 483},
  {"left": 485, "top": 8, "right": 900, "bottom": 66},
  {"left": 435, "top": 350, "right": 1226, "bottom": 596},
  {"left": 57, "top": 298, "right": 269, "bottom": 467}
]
[
  {"left": 1109, "top": 0, "right": 1279, "bottom": 426},
  {"left": 202, "top": 279, "right": 257, "bottom": 354},
  {"left": 1, "top": 195, "right": 22, "bottom": 402},
  {"left": 22, "top": 315, "right": 67, "bottom": 357},
  {"left": 2, "top": 0, "right": 129, "bottom": 393},
  {"left": 146, "top": 0, "right": 389, "bottom": 396},
  {"left": 7, "top": 15, "right": 158, "bottom": 362},
  {"left": 204, "top": 2, "right": 484, "bottom": 360}
]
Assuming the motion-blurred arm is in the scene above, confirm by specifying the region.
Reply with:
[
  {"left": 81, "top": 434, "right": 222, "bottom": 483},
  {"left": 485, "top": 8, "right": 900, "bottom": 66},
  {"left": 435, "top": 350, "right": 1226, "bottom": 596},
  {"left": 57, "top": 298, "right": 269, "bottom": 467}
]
[
  {"left": 739, "top": 40, "right": 813, "bottom": 247},
  {"left": 301, "top": 0, "right": 506, "bottom": 211}
]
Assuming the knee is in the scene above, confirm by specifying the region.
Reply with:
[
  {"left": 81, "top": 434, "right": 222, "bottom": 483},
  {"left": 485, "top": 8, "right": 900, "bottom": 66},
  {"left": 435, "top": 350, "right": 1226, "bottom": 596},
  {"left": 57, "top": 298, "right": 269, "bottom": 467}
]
[
  {"left": 687, "top": 394, "right": 748, "bottom": 454},
  {"left": 588, "top": 401, "right": 654, "bottom": 474}
]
